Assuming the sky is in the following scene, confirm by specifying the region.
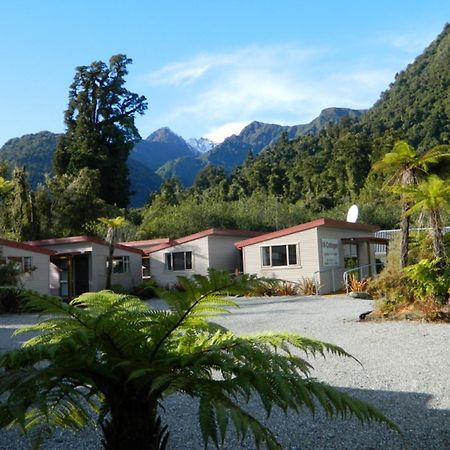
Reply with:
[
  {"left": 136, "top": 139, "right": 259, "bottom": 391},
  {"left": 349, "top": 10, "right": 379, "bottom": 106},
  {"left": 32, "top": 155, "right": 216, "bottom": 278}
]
[{"left": 0, "top": 1, "right": 449, "bottom": 147}]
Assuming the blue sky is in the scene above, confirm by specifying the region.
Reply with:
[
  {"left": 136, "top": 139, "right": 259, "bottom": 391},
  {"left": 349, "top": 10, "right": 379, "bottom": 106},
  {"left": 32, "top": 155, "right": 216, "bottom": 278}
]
[{"left": 0, "top": 1, "right": 449, "bottom": 146}]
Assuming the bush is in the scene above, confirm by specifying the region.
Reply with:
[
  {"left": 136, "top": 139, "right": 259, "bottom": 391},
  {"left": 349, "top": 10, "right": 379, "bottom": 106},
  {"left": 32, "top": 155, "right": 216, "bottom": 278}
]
[
  {"left": 246, "top": 279, "right": 299, "bottom": 297},
  {"left": 347, "top": 274, "right": 368, "bottom": 293},
  {"left": 0, "top": 262, "right": 22, "bottom": 286},
  {"left": 404, "top": 258, "right": 450, "bottom": 305},
  {"left": 297, "top": 277, "right": 317, "bottom": 295},
  {"left": 0, "top": 287, "right": 25, "bottom": 313},
  {"left": 131, "top": 279, "right": 158, "bottom": 299},
  {"left": 110, "top": 284, "right": 128, "bottom": 294}
]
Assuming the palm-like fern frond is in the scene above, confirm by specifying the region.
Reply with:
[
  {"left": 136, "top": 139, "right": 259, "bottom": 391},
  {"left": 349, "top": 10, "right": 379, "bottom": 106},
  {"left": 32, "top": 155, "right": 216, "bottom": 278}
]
[{"left": 0, "top": 269, "right": 399, "bottom": 450}]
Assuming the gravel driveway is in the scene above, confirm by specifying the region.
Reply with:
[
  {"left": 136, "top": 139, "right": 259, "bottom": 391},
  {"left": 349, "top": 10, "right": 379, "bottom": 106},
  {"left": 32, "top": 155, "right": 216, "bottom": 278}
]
[{"left": 0, "top": 295, "right": 449, "bottom": 449}]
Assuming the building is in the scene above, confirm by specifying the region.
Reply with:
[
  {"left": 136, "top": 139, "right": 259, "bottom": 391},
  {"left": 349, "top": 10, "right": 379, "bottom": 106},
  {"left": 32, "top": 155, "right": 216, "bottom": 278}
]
[
  {"left": 142, "top": 228, "right": 264, "bottom": 287},
  {"left": 235, "top": 218, "right": 387, "bottom": 294},
  {"left": 0, "top": 238, "right": 56, "bottom": 295},
  {"left": 27, "top": 236, "right": 143, "bottom": 298}
]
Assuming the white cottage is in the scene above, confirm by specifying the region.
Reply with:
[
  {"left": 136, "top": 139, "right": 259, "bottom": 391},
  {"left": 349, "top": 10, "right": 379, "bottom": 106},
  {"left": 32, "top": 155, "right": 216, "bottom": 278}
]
[
  {"left": 235, "top": 218, "right": 387, "bottom": 294},
  {"left": 145, "top": 228, "right": 264, "bottom": 287},
  {"left": 0, "top": 238, "right": 56, "bottom": 294},
  {"left": 27, "top": 236, "right": 144, "bottom": 298}
]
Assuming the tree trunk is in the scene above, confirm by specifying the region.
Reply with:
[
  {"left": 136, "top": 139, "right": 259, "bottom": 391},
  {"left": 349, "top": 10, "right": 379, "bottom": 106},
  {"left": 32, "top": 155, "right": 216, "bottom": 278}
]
[
  {"left": 399, "top": 198, "right": 410, "bottom": 268},
  {"left": 430, "top": 208, "right": 445, "bottom": 262},
  {"left": 106, "top": 243, "right": 114, "bottom": 289},
  {"left": 102, "top": 396, "right": 167, "bottom": 450}
]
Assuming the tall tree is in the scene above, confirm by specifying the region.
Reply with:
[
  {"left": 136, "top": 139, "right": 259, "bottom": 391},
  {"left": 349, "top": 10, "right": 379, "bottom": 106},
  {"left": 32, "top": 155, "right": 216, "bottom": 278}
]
[
  {"left": 373, "top": 141, "right": 450, "bottom": 268},
  {"left": 54, "top": 54, "right": 147, "bottom": 207}
]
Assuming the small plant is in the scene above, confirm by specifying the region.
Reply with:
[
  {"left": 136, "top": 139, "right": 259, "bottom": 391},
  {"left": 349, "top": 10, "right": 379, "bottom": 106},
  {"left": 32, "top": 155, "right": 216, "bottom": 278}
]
[
  {"left": 0, "top": 287, "right": 25, "bottom": 313},
  {"left": 0, "top": 270, "right": 398, "bottom": 449},
  {"left": 131, "top": 279, "right": 158, "bottom": 299},
  {"left": 347, "top": 274, "right": 368, "bottom": 293},
  {"left": 0, "top": 261, "right": 22, "bottom": 286},
  {"left": 298, "top": 276, "right": 317, "bottom": 295},
  {"left": 110, "top": 283, "right": 128, "bottom": 294}
]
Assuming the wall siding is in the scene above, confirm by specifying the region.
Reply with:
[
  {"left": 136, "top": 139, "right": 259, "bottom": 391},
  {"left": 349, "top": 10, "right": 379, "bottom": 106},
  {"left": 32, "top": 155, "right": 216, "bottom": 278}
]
[
  {"left": 242, "top": 228, "right": 319, "bottom": 283},
  {"left": 1, "top": 246, "right": 50, "bottom": 294},
  {"left": 208, "top": 235, "right": 248, "bottom": 274},
  {"left": 150, "top": 237, "right": 210, "bottom": 287}
]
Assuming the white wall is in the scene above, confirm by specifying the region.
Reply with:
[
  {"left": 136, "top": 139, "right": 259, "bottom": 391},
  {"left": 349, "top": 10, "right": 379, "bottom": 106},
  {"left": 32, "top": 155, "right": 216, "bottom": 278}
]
[
  {"left": 90, "top": 243, "right": 142, "bottom": 291},
  {"left": 242, "top": 226, "right": 378, "bottom": 294},
  {"left": 1, "top": 245, "right": 51, "bottom": 294},
  {"left": 315, "top": 227, "right": 376, "bottom": 293},
  {"left": 242, "top": 228, "right": 319, "bottom": 283},
  {"left": 208, "top": 235, "right": 248, "bottom": 274},
  {"left": 150, "top": 237, "right": 210, "bottom": 287}
]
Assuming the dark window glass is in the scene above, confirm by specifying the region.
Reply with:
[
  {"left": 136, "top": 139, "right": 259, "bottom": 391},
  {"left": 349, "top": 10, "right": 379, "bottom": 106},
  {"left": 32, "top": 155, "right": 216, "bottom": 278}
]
[
  {"left": 288, "top": 245, "right": 297, "bottom": 265},
  {"left": 271, "top": 245, "right": 287, "bottom": 266},
  {"left": 172, "top": 252, "right": 185, "bottom": 271},
  {"left": 165, "top": 253, "right": 172, "bottom": 271},
  {"left": 262, "top": 247, "right": 270, "bottom": 266},
  {"left": 142, "top": 257, "right": 151, "bottom": 277},
  {"left": 185, "top": 252, "right": 192, "bottom": 269}
]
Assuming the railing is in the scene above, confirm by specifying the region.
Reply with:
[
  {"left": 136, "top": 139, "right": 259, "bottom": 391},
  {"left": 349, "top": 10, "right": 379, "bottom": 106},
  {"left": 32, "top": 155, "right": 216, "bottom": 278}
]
[
  {"left": 312, "top": 267, "right": 345, "bottom": 295},
  {"left": 342, "top": 262, "right": 384, "bottom": 295}
]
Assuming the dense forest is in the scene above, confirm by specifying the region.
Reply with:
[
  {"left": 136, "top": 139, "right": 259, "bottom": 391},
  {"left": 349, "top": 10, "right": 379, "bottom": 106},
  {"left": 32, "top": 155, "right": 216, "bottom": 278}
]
[{"left": 1, "top": 25, "right": 450, "bottom": 241}]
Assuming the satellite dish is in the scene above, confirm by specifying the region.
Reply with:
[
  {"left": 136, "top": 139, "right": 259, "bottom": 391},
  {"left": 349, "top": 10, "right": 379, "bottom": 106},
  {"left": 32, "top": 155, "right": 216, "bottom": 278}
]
[{"left": 346, "top": 204, "right": 359, "bottom": 223}]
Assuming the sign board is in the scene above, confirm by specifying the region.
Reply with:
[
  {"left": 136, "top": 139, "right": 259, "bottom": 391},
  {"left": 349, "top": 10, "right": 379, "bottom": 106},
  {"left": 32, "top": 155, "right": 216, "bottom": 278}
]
[{"left": 321, "top": 239, "right": 340, "bottom": 267}]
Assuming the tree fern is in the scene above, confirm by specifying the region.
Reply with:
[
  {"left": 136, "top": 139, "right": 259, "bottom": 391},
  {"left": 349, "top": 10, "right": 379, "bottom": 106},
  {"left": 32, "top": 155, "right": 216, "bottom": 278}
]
[{"left": 0, "top": 269, "right": 399, "bottom": 449}]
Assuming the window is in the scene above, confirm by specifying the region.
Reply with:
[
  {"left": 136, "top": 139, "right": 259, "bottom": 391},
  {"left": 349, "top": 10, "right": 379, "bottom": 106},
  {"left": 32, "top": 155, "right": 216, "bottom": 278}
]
[
  {"left": 261, "top": 244, "right": 298, "bottom": 267},
  {"left": 7, "top": 256, "right": 33, "bottom": 272},
  {"left": 142, "top": 256, "right": 151, "bottom": 278},
  {"left": 107, "top": 256, "right": 130, "bottom": 273},
  {"left": 165, "top": 251, "right": 193, "bottom": 271}
]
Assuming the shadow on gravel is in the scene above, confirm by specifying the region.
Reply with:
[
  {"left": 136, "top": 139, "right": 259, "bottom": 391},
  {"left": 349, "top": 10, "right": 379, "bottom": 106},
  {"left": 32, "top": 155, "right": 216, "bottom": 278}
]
[{"left": 160, "top": 386, "right": 450, "bottom": 450}]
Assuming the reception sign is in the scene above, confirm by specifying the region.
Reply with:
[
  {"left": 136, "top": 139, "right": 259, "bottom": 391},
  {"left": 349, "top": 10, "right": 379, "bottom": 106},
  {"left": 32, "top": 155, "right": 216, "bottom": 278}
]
[{"left": 321, "top": 238, "right": 340, "bottom": 267}]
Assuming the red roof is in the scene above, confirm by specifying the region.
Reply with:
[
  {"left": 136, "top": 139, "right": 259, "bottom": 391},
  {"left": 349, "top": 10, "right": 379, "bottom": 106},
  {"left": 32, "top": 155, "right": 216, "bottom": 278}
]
[
  {"left": 235, "top": 218, "right": 380, "bottom": 249},
  {"left": 27, "top": 236, "right": 144, "bottom": 255},
  {"left": 0, "top": 238, "right": 57, "bottom": 256},
  {"left": 146, "top": 228, "right": 265, "bottom": 254},
  {"left": 124, "top": 238, "right": 171, "bottom": 247}
]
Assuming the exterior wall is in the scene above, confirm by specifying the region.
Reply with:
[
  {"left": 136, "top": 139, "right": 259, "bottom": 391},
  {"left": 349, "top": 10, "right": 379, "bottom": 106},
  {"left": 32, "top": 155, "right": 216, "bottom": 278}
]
[
  {"left": 315, "top": 227, "right": 377, "bottom": 293},
  {"left": 208, "top": 235, "right": 247, "bottom": 274},
  {"left": 0, "top": 246, "right": 50, "bottom": 294},
  {"left": 241, "top": 228, "right": 320, "bottom": 283},
  {"left": 37, "top": 241, "right": 142, "bottom": 292},
  {"left": 149, "top": 236, "right": 210, "bottom": 287},
  {"left": 90, "top": 243, "right": 142, "bottom": 291}
]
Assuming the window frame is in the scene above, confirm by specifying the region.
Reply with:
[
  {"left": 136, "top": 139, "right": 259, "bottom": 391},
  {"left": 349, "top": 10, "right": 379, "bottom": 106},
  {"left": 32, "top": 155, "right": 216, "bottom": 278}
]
[
  {"left": 108, "top": 255, "right": 130, "bottom": 274},
  {"left": 261, "top": 243, "right": 300, "bottom": 268},
  {"left": 165, "top": 251, "right": 193, "bottom": 271}
]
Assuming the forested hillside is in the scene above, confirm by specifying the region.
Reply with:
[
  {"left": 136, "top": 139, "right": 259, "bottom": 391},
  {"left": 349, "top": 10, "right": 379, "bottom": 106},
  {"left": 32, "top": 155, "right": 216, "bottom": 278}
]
[
  {"left": 1, "top": 25, "right": 450, "bottom": 241},
  {"left": 136, "top": 24, "right": 450, "bottom": 238}
]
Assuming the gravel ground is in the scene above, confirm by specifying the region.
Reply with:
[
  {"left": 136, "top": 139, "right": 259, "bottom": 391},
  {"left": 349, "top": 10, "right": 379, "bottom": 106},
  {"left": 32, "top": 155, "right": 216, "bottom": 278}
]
[{"left": 0, "top": 295, "right": 449, "bottom": 449}]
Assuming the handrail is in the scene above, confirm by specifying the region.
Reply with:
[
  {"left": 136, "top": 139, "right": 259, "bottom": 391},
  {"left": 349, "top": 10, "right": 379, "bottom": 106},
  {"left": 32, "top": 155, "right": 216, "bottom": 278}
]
[
  {"left": 312, "top": 266, "right": 345, "bottom": 296},
  {"left": 343, "top": 262, "right": 384, "bottom": 295}
]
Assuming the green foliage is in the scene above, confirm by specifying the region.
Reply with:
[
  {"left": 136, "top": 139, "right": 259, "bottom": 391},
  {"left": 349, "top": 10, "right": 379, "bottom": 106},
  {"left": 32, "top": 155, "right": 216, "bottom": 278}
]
[
  {"left": 0, "top": 287, "right": 25, "bottom": 313},
  {"left": 54, "top": 54, "right": 147, "bottom": 207},
  {"left": 0, "top": 270, "right": 397, "bottom": 450},
  {"left": 0, "top": 261, "right": 22, "bottom": 286},
  {"left": 130, "top": 279, "right": 158, "bottom": 299},
  {"left": 297, "top": 277, "right": 318, "bottom": 295},
  {"left": 245, "top": 279, "right": 300, "bottom": 297},
  {"left": 404, "top": 259, "right": 450, "bottom": 304}
]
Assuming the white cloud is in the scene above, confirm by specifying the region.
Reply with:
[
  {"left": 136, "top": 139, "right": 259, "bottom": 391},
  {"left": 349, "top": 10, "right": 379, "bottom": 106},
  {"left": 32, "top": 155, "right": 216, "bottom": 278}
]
[
  {"left": 203, "top": 121, "right": 248, "bottom": 143},
  {"left": 141, "top": 43, "right": 400, "bottom": 139}
]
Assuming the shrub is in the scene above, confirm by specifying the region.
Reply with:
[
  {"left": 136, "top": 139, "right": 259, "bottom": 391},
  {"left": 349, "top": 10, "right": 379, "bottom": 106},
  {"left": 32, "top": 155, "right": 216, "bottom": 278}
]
[
  {"left": 0, "top": 287, "right": 25, "bottom": 313},
  {"left": 246, "top": 279, "right": 299, "bottom": 297},
  {"left": 131, "top": 279, "right": 158, "bottom": 299},
  {"left": 347, "top": 274, "right": 368, "bottom": 293},
  {"left": 0, "top": 270, "right": 398, "bottom": 449},
  {"left": 403, "top": 258, "right": 450, "bottom": 305},
  {"left": 298, "top": 276, "right": 317, "bottom": 295},
  {"left": 110, "top": 283, "right": 128, "bottom": 294},
  {"left": 0, "top": 261, "right": 22, "bottom": 286}
]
